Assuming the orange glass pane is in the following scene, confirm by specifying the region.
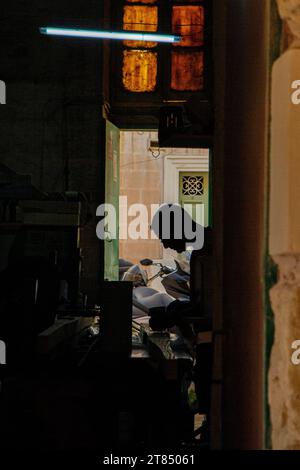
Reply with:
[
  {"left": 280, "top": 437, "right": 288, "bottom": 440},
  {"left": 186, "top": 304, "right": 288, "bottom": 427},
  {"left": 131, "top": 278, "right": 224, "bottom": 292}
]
[
  {"left": 171, "top": 51, "right": 204, "bottom": 91},
  {"left": 123, "top": 6, "right": 158, "bottom": 48},
  {"left": 123, "top": 50, "right": 157, "bottom": 92},
  {"left": 172, "top": 6, "right": 205, "bottom": 47}
]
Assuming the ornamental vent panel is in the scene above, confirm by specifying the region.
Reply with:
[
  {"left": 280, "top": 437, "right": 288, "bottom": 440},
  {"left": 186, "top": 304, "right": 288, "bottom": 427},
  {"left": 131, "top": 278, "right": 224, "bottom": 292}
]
[{"left": 181, "top": 175, "right": 204, "bottom": 196}]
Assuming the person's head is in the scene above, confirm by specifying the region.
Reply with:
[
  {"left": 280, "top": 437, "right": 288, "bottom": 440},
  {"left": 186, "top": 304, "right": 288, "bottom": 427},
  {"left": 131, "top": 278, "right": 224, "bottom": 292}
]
[{"left": 151, "top": 203, "right": 205, "bottom": 253}]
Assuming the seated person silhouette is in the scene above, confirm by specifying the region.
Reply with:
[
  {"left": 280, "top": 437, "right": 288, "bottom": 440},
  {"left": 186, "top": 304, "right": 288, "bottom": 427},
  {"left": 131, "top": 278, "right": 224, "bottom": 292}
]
[{"left": 150, "top": 203, "right": 213, "bottom": 442}]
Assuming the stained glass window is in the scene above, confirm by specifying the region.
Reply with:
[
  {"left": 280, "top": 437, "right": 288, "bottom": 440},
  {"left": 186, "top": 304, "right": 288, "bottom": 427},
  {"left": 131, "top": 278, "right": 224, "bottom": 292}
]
[
  {"left": 122, "top": 0, "right": 158, "bottom": 92},
  {"left": 123, "top": 50, "right": 157, "bottom": 92},
  {"left": 120, "top": 0, "right": 206, "bottom": 94},
  {"left": 171, "top": 51, "right": 204, "bottom": 91},
  {"left": 172, "top": 6, "right": 205, "bottom": 47},
  {"left": 123, "top": 5, "right": 158, "bottom": 48},
  {"left": 171, "top": 3, "right": 205, "bottom": 91}
]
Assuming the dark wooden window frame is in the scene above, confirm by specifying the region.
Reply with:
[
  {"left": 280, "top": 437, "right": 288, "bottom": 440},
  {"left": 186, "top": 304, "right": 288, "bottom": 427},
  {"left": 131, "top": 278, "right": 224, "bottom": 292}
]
[{"left": 109, "top": 0, "right": 213, "bottom": 121}]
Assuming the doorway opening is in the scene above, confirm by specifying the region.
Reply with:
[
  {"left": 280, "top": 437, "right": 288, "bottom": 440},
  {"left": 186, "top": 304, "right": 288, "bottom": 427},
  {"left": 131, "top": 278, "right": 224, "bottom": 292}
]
[{"left": 118, "top": 129, "right": 210, "bottom": 290}]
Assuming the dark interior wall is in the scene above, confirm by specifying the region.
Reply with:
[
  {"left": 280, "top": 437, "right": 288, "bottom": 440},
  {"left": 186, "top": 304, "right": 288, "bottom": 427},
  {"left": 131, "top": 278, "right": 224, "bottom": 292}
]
[
  {"left": 0, "top": 0, "right": 104, "bottom": 191},
  {"left": 210, "top": 0, "right": 226, "bottom": 450},
  {"left": 0, "top": 1, "right": 106, "bottom": 301},
  {"left": 222, "top": 0, "right": 270, "bottom": 449}
]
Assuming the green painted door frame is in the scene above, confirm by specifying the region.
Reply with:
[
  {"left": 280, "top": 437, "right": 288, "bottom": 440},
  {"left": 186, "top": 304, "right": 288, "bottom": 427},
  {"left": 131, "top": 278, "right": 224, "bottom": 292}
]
[{"left": 104, "top": 120, "right": 120, "bottom": 281}]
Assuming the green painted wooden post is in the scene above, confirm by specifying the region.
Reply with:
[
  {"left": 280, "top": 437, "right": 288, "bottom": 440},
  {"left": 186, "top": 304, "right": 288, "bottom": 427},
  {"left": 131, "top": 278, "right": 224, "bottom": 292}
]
[{"left": 104, "top": 121, "right": 120, "bottom": 281}]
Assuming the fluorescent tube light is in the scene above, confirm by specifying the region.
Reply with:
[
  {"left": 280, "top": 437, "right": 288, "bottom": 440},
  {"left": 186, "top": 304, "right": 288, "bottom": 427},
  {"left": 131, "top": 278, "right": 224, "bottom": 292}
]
[{"left": 40, "top": 27, "right": 181, "bottom": 43}]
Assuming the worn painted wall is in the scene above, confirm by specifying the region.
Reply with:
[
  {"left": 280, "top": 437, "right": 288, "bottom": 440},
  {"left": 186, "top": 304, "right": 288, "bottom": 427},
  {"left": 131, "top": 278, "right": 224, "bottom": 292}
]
[
  {"left": 268, "top": 0, "right": 300, "bottom": 450},
  {"left": 119, "top": 131, "right": 163, "bottom": 264},
  {"left": 221, "top": 0, "right": 270, "bottom": 449}
]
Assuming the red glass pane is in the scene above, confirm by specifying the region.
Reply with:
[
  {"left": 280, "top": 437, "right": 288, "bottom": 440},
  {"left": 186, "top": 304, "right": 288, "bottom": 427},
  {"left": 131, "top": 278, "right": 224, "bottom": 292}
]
[
  {"left": 123, "top": 5, "right": 158, "bottom": 48},
  {"left": 172, "top": 6, "right": 205, "bottom": 47},
  {"left": 171, "top": 51, "right": 204, "bottom": 91},
  {"left": 123, "top": 50, "right": 157, "bottom": 92}
]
